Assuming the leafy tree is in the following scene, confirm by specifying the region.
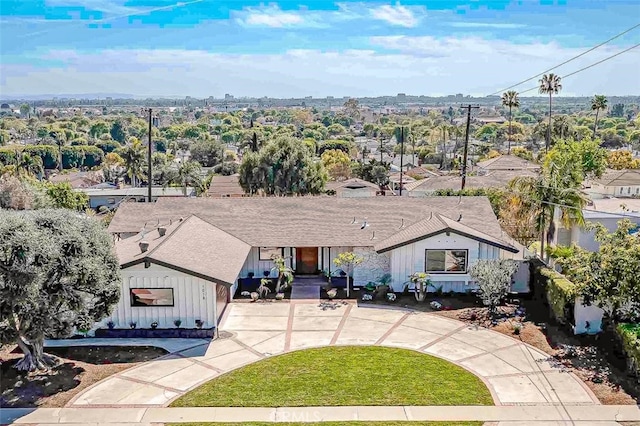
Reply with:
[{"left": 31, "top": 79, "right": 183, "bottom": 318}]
[
  {"left": 318, "top": 140, "right": 351, "bottom": 155},
  {"left": 321, "top": 149, "right": 352, "bottom": 181},
  {"left": 352, "top": 159, "right": 389, "bottom": 191},
  {"left": 238, "top": 136, "right": 327, "bottom": 196},
  {"left": 270, "top": 254, "right": 294, "bottom": 294},
  {"left": 176, "top": 160, "right": 203, "bottom": 195},
  {"left": 23, "top": 145, "right": 59, "bottom": 169},
  {"left": 190, "top": 139, "right": 224, "bottom": 167},
  {"left": 118, "top": 139, "right": 146, "bottom": 187},
  {"left": 608, "top": 150, "right": 640, "bottom": 170},
  {"left": 511, "top": 146, "right": 534, "bottom": 161},
  {"left": 327, "top": 123, "right": 347, "bottom": 136},
  {"left": 538, "top": 73, "right": 562, "bottom": 151},
  {"left": 501, "top": 91, "right": 520, "bottom": 154},
  {"left": 610, "top": 103, "right": 624, "bottom": 118},
  {"left": 213, "top": 162, "right": 239, "bottom": 176},
  {"left": 19, "top": 104, "right": 31, "bottom": 117},
  {"left": 469, "top": 259, "right": 519, "bottom": 314},
  {"left": 89, "top": 121, "right": 110, "bottom": 139},
  {"left": 590, "top": 95, "right": 608, "bottom": 138},
  {"left": 96, "top": 140, "right": 121, "bottom": 154},
  {"left": 45, "top": 182, "right": 89, "bottom": 210},
  {"left": 110, "top": 120, "right": 127, "bottom": 143},
  {"left": 0, "top": 209, "right": 121, "bottom": 371},
  {"left": 333, "top": 251, "right": 363, "bottom": 298},
  {"left": 564, "top": 220, "right": 640, "bottom": 323},
  {"left": 343, "top": 98, "right": 361, "bottom": 120}
]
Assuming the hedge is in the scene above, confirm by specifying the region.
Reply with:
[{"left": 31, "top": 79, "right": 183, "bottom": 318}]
[
  {"left": 0, "top": 145, "right": 103, "bottom": 169},
  {"left": 540, "top": 267, "right": 577, "bottom": 324},
  {"left": 617, "top": 323, "right": 640, "bottom": 378},
  {"left": 23, "top": 145, "right": 59, "bottom": 169}
]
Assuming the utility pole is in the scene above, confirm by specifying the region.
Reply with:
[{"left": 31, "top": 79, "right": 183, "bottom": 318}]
[
  {"left": 146, "top": 108, "right": 153, "bottom": 203},
  {"left": 379, "top": 136, "right": 384, "bottom": 162},
  {"left": 399, "top": 126, "right": 405, "bottom": 196},
  {"left": 460, "top": 104, "right": 479, "bottom": 191}
]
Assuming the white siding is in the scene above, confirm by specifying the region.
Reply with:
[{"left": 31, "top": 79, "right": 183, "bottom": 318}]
[
  {"left": 97, "top": 263, "right": 216, "bottom": 330},
  {"left": 319, "top": 246, "right": 351, "bottom": 274},
  {"left": 352, "top": 247, "right": 391, "bottom": 287},
  {"left": 388, "top": 233, "right": 503, "bottom": 292},
  {"left": 240, "top": 247, "right": 294, "bottom": 278}
]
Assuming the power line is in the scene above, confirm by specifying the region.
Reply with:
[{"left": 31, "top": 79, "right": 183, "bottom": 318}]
[
  {"left": 486, "top": 22, "right": 640, "bottom": 97},
  {"left": 514, "top": 42, "right": 640, "bottom": 95}
]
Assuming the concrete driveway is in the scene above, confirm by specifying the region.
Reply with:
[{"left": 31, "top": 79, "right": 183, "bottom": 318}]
[{"left": 69, "top": 301, "right": 599, "bottom": 407}]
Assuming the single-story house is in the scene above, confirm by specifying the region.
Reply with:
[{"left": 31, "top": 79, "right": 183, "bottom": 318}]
[
  {"left": 207, "top": 174, "right": 246, "bottom": 198},
  {"left": 325, "top": 178, "right": 380, "bottom": 197},
  {"left": 49, "top": 171, "right": 104, "bottom": 189},
  {"left": 475, "top": 155, "right": 540, "bottom": 173},
  {"left": 105, "top": 197, "right": 522, "bottom": 330},
  {"left": 584, "top": 169, "right": 640, "bottom": 199},
  {"left": 403, "top": 170, "right": 537, "bottom": 197},
  {"left": 79, "top": 186, "right": 194, "bottom": 210},
  {"left": 553, "top": 197, "right": 640, "bottom": 252}
]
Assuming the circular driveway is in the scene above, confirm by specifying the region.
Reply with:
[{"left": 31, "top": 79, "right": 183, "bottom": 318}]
[{"left": 69, "top": 301, "right": 599, "bottom": 407}]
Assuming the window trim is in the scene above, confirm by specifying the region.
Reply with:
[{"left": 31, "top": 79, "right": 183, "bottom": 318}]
[
  {"left": 424, "top": 249, "right": 469, "bottom": 274},
  {"left": 259, "top": 247, "right": 284, "bottom": 261}
]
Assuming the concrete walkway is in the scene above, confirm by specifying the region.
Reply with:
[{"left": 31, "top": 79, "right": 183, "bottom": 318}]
[
  {"left": 66, "top": 302, "right": 600, "bottom": 408},
  {"left": 4, "top": 405, "right": 640, "bottom": 425}
]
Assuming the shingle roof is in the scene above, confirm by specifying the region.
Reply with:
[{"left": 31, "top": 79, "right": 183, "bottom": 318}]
[
  {"left": 109, "top": 196, "right": 513, "bottom": 252},
  {"left": 117, "top": 215, "right": 251, "bottom": 285},
  {"left": 592, "top": 169, "right": 640, "bottom": 187},
  {"left": 374, "top": 213, "right": 517, "bottom": 253},
  {"left": 207, "top": 174, "right": 245, "bottom": 197},
  {"left": 405, "top": 170, "right": 536, "bottom": 192},
  {"left": 476, "top": 155, "right": 540, "bottom": 171}
]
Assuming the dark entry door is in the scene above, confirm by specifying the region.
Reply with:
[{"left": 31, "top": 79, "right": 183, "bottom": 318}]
[{"left": 296, "top": 247, "right": 318, "bottom": 274}]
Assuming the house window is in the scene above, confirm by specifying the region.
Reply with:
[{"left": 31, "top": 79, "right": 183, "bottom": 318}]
[
  {"left": 130, "top": 288, "right": 174, "bottom": 307},
  {"left": 259, "top": 247, "right": 283, "bottom": 260},
  {"left": 425, "top": 250, "right": 468, "bottom": 273}
]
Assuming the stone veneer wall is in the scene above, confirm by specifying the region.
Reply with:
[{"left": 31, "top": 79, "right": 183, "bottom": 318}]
[{"left": 352, "top": 247, "right": 391, "bottom": 287}]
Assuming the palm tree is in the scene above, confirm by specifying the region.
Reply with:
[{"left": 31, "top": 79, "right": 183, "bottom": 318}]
[
  {"left": 590, "top": 95, "right": 608, "bottom": 139},
  {"left": 17, "top": 153, "right": 44, "bottom": 179},
  {"left": 538, "top": 73, "right": 562, "bottom": 152},
  {"left": 510, "top": 155, "right": 587, "bottom": 260},
  {"left": 118, "top": 138, "right": 146, "bottom": 187},
  {"left": 501, "top": 91, "right": 520, "bottom": 154},
  {"left": 177, "top": 160, "right": 203, "bottom": 196}
]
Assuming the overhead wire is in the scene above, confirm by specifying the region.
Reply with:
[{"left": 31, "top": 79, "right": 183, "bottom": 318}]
[{"left": 486, "top": 22, "right": 640, "bottom": 97}]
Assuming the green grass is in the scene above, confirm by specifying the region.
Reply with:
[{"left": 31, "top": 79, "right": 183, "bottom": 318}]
[
  {"left": 171, "top": 346, "right": 493, "bottom": 407},
  {"left": 169, "top": 423, "right": 483, "bottom": 426}
]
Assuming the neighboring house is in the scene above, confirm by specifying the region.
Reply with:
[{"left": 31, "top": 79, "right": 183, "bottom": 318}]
[
  {"left": 552, "top": 197, "right": 640, "bottom": 252},
  {"left": 584, "top": 169, "right": 640, "bottom": 199},
  {"left": 207, "top": 174, "right": 246, "bottom": 198},
  {"left": 405, "top": 166, "right": 442, "bottom": 179},
  {"left": 475, "top": 155, "right": 540, "bottom": 173},
  {"left": 107, "top": 197, "right": 521, "bottom": 322},
  {"left": 404, "top": 170, "right": 537, "bottom": 197},
  {"left": 325, "top": 178, "right": 380, "bottom": 197},
  {"left": 388, "top": 172, "right": 416, "bottom": 194},
  {"left": 49, "top": 171, "right": 104, "bottom": 189},
  {"left": 79, "top": 186, "right": 194, "bottom": 210}
]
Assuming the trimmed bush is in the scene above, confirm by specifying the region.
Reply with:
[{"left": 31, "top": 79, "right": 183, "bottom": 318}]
[
  {"left": 23, "top": 145, "right": 59, "bottom": 169},
  {"left": 540, "top": 267, "right": 577, "bottom": 324},
  {"left": 617, "top": 323, "right": 640, "bottom": 378}
]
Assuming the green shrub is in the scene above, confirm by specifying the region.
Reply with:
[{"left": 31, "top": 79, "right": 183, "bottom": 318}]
[
  {"left": 540, "top": 267, "right": 577, "bottom": 324},
  {"left": 0, "top": 146, "right": 20, "bottom": 165},
  {"left": 617, "top": 323, "right": 640, "bottom": 377},
  {"left": 24, "top": 145, "right": 59, "bottom": 169}
]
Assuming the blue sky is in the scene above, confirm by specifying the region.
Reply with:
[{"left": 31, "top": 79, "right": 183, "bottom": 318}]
[{"left": 1, "top": 0, "right": 639, "bottom": 97}]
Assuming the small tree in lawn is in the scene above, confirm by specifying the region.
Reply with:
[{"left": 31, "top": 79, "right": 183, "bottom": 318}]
[
  {"left": 0, "top": 209, "right": 121, "bottom": 372},
  {"left": 405, "top": 272, "right": 434, "bottom": 302},
  {"left": 270, "top": 254, "right": 294, "bottom": 293},
  {"left": 469, "top": 259, "right": 518, "bottom": 315},
  {"left": 333, "top": 252, "right": 363, "bottom": 298}
]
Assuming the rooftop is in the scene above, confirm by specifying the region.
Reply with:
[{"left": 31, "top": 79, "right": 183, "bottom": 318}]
[
  {"left": 591, "top": 169, "right": 640, "bottom": 187},
  {"left": 475, "top": 155, "right": 540, "bottom": 171}
]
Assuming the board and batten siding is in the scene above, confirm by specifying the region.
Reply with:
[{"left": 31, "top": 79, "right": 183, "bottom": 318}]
[
  {"left": 240, "top": 247, "right": 294, "bottom": 278},
  {"left": 97, "top": 263, "right": 217, "bottom": 330},
  {"left": 319, "top": 246, "right": 351, "bottom": 274},
  {"left": 388, "top": 234, "right": 501, "bottom": 292}
]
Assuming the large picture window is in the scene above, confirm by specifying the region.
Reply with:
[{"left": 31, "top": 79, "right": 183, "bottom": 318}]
[
  {"left": 425, "top": 250, "right": 468, "bottom": 273},
  {"left": 259, "top": 247, "right": 283, "bottom": 260},
  {"left": 130, "top": 288, "right": 174, "bottom": 307}
]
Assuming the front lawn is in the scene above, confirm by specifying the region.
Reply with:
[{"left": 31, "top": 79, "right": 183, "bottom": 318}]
[{"left": 171, "top": 346, "right": 493, "bottom": 407}]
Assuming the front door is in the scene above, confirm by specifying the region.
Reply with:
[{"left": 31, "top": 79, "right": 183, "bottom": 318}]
[{"left": 296, "top": 247, "right": 318, "bottom": 274}]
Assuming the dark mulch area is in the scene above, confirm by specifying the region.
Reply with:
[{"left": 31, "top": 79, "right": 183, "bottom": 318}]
[
  {"left": 358, "top": 291, "right": 480, "bottom": 312},
  {"left": 320, "top": 287, "right": 361, "bottom": 300},
  {"left": 0, "top": 345, "right": 167, "bottom": 408},
  {"left": 437, "top": 297, "right": 640, "bottom": 405}
]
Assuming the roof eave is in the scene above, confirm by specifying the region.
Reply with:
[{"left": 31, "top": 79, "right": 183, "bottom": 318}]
[
  {"left": 120, "top": 257, "right": 237, "bottom": 287},
  {"left": 375, "top": 228, "right": 519, "bottom": 254}
]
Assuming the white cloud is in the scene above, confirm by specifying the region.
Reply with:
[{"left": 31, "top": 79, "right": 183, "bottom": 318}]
[
  {"left": 370, "top": 3, "right": 424, "bottom": 28},
  {"left": 2, "top": 42, "right": 639, "bottom": 97},
  {"left": 235, "top": 5, "right": 325, "bottom": 28},
  {"left": 448, "top": 22, "right": 527, "bottom": 29}
]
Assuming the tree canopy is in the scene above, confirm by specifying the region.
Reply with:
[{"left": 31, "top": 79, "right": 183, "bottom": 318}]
[{"left": 0, "top": 209, "right": 121, "bottom": 371}]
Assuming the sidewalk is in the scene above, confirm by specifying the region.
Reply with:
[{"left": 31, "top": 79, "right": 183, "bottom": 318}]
[{"left": 3, "top": 405, "right": 640, "bottom": 425}]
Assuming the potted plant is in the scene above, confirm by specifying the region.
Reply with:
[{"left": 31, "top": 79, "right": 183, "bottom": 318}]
[
  {"left": 129, "top": 321, "right": 137, "bottom": 329},
  {"left": 107, "top": 320, "right": 115, "bottom": 330},
  {"left": 275, "top": 293, "right": 285, "bottom": 300},
  {"left": 195, "top": 319, "right": 204, "bottom": 329},
  {"left": 174, "top": 319, "right": 182, "bottom": 328},
  {"left": 248, "top": 272, "right": 255, "bottom": 279},
  {"left": 513, "top": 323, "right": 522, "bottom": 335},
  {"left": 150, "top": 321, "right": 158, "bottom": 329}
]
